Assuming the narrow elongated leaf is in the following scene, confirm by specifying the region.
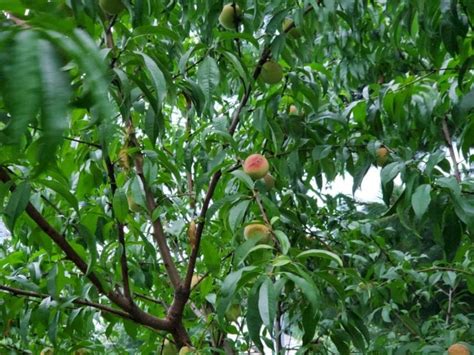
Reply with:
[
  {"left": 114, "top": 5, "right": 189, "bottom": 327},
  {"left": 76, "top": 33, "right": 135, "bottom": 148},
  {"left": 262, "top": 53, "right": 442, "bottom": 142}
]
[
  {"left": 38, "top": 179, "right": 78, "bottom": 211},
  {"left": 228, "top": 200, "right": 250, "bottom": 232},
  {"left": 217, "top": 266, "right": 257, "bottom": 321},
  {"left": 1, "top": 31, "right": 41, "bottom": 143},
  {"left": 197, "top": 56, "right": 220, "bottom": 103},
  {"left": 273, "top": 230, "right": 290, "bottom": 255},
  {"left": 139, "top": 52, "right": 167, "bottom": 111},
  {"left": 247, "top": 280, "right": 264, "bottom": 353},
  {"left": 411, "top": 184, "right": 431, "bottom": 218},
  {"left": 5, "top": 182, "right": 30, "bottom": 232},
  {"left": 296, "top": 249, "right": 343, "bottom": 267},
  {"left": 381, "top": 162, "right": 405, "bottom": 186},
  {"left": 258, "top": 278, "right": 276, "bottom": 333},
  {"left": 112, "top": 188, "right": 128, "bottom": 223},
  {"left": 283, "top": 272, "right": 319, "bottom": 312}
]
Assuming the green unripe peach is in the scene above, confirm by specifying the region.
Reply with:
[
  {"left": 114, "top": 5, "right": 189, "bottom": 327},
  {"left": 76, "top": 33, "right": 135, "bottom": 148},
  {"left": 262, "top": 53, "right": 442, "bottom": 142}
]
[
  {"left": 243, "top": 154, "right": 269, "bottom": 179},
  {"left": 244, "top": 223, "right": 272, "bottom": 244},
  {"left": 260, "top": 60, "right": 283, "bottom": 84},
  {"left": 219, "top": 3, "right": 242, "bottom": 30},
  {"left": 127, "top": 194, "right": 141, "bottom": 212},
  {"left": 162, "top": 340, "right": 178, "bottom": 355},
  {"left": 282, "top": 18, "right": 302, "bottom": 38},
  {"left": 225, "top": 304, "right": 241, "bottom": 322},
  {"left": 375, "top": 146, "right": 389, "bottom": 166},
  {"left": 191, "top": 274, "right": 202, "bottom": 289},
  {"left": 99, "top": 0, "right": 125, "bottom": 15},
  {"left": 448, "top": 343, "right": 471, "bottom": 355},
  {"left": 179, "top": 346, "right": 192, "bottom": 355},
  {"left": 263, "top": 173, "right": 275, "bottom": 189}
]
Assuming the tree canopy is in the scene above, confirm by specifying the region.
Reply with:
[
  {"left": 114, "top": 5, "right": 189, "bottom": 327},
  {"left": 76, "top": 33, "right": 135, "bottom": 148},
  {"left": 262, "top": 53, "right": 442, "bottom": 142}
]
[{"left": 0, "top": 0, "right": 473, "bottom": 354}]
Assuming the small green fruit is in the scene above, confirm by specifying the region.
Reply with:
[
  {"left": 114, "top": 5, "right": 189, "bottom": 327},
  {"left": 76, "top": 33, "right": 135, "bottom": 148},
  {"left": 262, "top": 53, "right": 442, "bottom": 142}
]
[
  {"left": 179, "top": 346, "right": 192, "bottom": 355},
  {"left": 162, "top": 340, "right": 178, "bottom": 355},
  {"left": 282, "top": 18, "right": 302, "bottom": 38},
  {"left": 127, "top": 194, "right": 141, "bottom": 212},
  {"left": 219, "top": 3, "right": 242, "bottom": 30},
  {"left": 243, "top": 154, "right": 269, "bottom": 179},
  {"left": 99, "top": 0, "right": 125, "bottom": 15},
  {"left": 244, "top": 223, "right": 272, "bottom": 244},
  {"left": 263, "top": 173, "right": 275, "bottom": 189},
  {"left": 225, "top": 304, "right": 241, "bottom": 322},
  {"left": 191, "top": 274, "right": 202, "bottom": 289},
  {"left": 260, "top": 60, "right": 283, "bottom": 85}
]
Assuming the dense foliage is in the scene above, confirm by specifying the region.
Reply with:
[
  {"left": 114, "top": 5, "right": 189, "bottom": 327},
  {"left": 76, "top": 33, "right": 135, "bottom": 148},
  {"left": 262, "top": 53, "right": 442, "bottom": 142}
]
[{"left": 0, "top": 0, "right": 473, "bottom": 353}]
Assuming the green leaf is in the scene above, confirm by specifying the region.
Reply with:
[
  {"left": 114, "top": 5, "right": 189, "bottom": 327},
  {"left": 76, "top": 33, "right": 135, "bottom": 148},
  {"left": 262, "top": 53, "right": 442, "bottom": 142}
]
[
  {"left": 138, "top": 52, "right": 167, "bottom": 112},
  {"left": 37, "top": 39, "right": 71, "bottom": 167},
  {"left": 1, "top": 31, "right": 41, "bottom": 144},
  {"left": 247, "top": 281, "right": 264, "bottom": 353},
  {"left": 283, "top": 272, "right": 319, "bottom": 312},
  {"left": 112, "top": 188, "right": 128, "bottom": 223},
  {"left": 38, "top": 179, "right": 78, "bottom": 212},
  {"left": 296, "top": 249, "right": 343, "bottom": 267},
  {"left": 217, "top": 266, "right": 258, "bottom": 321},
  {"left": 411, "top": 184, "right": 431, "bottom": 218},
  {"left": 381, "top": 162, "right": 405, "bottom": 186},
  {"left": 231, "top": 170, "right": 255, "bottom": 190},
  {"left": 197, "top": 56, "right": 220, "bottom": 104},
  {"left": 220, "top": 50, "right": 250, "bottom": 86},
  {"left": 228, "top": 200, "right": 250, "bottom": 232},
  {"left": 302, "top": 305, "right": 318, "bottom": 345},
  {"left": 4, "top": 182, "right": 30, "bottom": 232},
  {"left": 258, "top": 277, "right": 276, "bottom": 333},
  {"left": 273, "top": 230, "right": 290, "bottom": 255}
]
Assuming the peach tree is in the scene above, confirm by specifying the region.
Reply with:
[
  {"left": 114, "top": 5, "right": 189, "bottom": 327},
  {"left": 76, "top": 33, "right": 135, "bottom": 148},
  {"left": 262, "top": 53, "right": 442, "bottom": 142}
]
[{"left": 0, "top": 0, "right": 473, "bottom": 353}]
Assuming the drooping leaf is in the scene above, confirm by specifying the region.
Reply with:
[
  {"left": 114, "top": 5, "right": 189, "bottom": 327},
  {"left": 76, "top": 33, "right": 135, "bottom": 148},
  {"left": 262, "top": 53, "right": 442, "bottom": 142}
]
[
  {"left": 411, "top": 184, "right": 432, "bottom": 219},
  {"left": 4, "top": 181, "right": 30, "bottom": 232}
]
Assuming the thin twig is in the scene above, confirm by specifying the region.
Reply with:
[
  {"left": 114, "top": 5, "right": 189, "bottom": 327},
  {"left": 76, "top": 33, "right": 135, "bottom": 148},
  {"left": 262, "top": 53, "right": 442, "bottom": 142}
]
[
  {"left": 105, "top": 156, "right": 132, "bottom": 302},
  {"left": 442, "top": 118, "right": 461, "bottom": 182},
  {"left": 0, "top": 284, "right": 132, "bottom": 320}
]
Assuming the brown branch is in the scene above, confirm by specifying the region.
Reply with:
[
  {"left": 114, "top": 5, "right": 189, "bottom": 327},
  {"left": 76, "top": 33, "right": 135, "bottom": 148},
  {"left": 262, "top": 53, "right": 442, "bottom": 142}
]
[
  {"left": 0, "top": 284, "right": 132, "bottom": 320},
  {"left": 442, "top": 118, "right": 461, "bottom": 182},
  {"left": 134, "top": 154, "right": 182, "bottom": 290},
  {"left": 105, "top": 156, "right": 132, "bottom": 302},
  {"left": 4, "top": 12, "right": 29, "bottom": 28},
  {"left": 0, "top": 166, "right": 172, "bottom": 332},
  {"left": 252, "top": 189, "right": 271, "bottom": 226}
]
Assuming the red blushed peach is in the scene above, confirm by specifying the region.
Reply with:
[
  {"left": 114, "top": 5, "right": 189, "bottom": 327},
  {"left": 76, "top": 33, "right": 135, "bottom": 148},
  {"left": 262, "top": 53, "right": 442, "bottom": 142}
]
[{"left": 243, "top": 154, "right": 269, "bottom": 179}]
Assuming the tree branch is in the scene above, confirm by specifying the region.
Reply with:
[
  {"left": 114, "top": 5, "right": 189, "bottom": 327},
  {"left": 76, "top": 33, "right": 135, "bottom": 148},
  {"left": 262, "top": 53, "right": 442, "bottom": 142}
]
[
  {"left": 105, "top": 156, "right": 132, "bottom": 302},
  {"left": 0, "top": 166, "right": 172, "bottom": 332},
  {"left": 442, "top": 118, "right": 461, "bottom": 182},
  {"left": 0, "top": 284, "right": 132, "bottom": 320},
  {"left": 134, "top": 154, "right": 182, "bottom": 290}
]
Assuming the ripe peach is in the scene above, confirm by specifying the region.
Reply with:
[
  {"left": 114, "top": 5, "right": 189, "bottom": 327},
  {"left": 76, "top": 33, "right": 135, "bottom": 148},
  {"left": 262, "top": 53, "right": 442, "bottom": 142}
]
[
  {"left": 244, "top": 223, "right": 272, "bottom": 244},
  {"left": 376, "top": 146, "right": 389, "bottom": 166},
  {"left": 243, "top": 154, "right": 269, "bottom": 179},
  {"left": 448, "top": 343, "right": 471, "bottom": 355}
]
